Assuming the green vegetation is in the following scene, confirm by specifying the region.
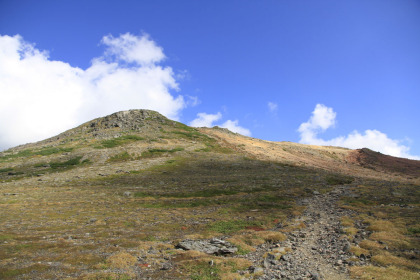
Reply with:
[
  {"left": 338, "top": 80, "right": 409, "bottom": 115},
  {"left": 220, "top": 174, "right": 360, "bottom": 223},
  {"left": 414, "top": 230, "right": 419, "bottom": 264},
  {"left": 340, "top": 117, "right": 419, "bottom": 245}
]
[
  {"left": 189, "top": 262, "right": 221, "bottom": 280},
  {"left": 171, "top": 130, "right": 203, "bottom": 139},
  {"left": 95, "top": 135, "right": 145, "bottom": 148},
  {"left": 0, "top": 168, "right": 13, "bottom": 173},
  {"left": 36, "top": 147, "right": 74, "bottom": 156},
  {"left": 134, "top": 186, "right": 264, "bottom": 199},
  {"left": 49, "top": 156, "right": 83, "bottom": 169},
  {"left": 325, "top": 174, "right": 354, "bottom": 185},
  {"left": 236, "top": 194, "right": 292, "bottom": 210},
  {"left": 141, "top": 147, "right": 184, "bottom": 158},
  {"left": 235, "top": 245, "right": 251, "bottom": 255},
  {"left": 0, "top": 146, "right": 74, "bottom": 162},
  {"left": 208, "top": 220, "right": 260, "bottom": 234},
  {"left": 138, "top": 198, "right": 223, "bottom": 208},
  {"left": 0, "top": 234, "right": 14, "bottom": 241},
  {"left": 408, "top": 227, "right": 420, "bottom": 235},
  {"left": 108, "top": 152, "right": 134, "bottom": 162}
]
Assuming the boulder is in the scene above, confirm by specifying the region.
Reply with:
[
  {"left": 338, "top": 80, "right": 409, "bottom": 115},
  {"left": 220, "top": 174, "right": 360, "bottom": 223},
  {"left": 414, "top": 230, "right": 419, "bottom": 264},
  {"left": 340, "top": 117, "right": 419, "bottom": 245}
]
[{"left": 176, "top": 238, "right": 237, "bottom": 255}]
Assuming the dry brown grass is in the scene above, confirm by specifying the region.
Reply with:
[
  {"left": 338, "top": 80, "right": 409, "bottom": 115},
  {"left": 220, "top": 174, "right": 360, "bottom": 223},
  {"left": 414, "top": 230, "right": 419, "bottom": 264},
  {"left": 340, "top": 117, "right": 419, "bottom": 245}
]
[
  {"left": 367, "top": 219, "right": 400, "bottom": 232},
  {"left": 370, "top": 231, "right": 410, "bottom": 248},
  {"left": 255, "top": 231, "right": 287, "bottom": 243},
  {"left": 177, "top": 249, "right": 208, "bottom": 260},
  {"left": 340, "top": 182, "right": 420, "bottom": 280},
  {"left": 80, "top": 271, "right": 134, "bottom": 280},
  {"left": 220, "top": 272, "right": 244, "bottom": 280},
  {"left": 350, "top": 265, "right": 420, "bottom": 280},
  {"left": 349, "top": 245, "right": 370, "bottom": 257},
  {"left": 359, "top": 239, "right": 384, "bottom": 253},
  {"left": 343, "top": 227, "right": 358, "bottom": 238},
  {"left": 371, "top": 251, "right": 420, "bottom": 270},
  {"left": 280, "top": 221, "right": 307, "bottom": 233},
  {"left": 106, "top": 252, "right": 137, "bottom": 269},
  {"left": 341, "top": 216, "right": 354, "bottom": 227},
  {"left": 226, "top": 235, "right": 257, "bottom": 253},
  {"left": 176, "top": 249, "right": 252, "bottom": 280}
]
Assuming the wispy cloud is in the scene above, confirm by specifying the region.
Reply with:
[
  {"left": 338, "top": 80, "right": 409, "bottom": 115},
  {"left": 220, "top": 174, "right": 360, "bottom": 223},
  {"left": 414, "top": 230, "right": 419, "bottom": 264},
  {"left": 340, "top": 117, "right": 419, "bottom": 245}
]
[
  {"left": 190, "top": 112, "right": 251, "bottom": 136},
  {"left": 268, "top": 102, "right": 278, "bottom": 113},
  {"left": 186, "top": 95, "right": 201, "bottom": 107},
  {"left": 0, "top": 33, "right": 185, "bottom": 150},
  {"left": 298, "top": 104, "right": 419, "bottom": 159}
]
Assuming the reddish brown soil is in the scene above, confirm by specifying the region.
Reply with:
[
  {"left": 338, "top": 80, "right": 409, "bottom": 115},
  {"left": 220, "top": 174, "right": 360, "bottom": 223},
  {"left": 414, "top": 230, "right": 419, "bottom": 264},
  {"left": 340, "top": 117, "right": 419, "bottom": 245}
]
[
  {"left": 347, "top": 148, "right": 420, "bottom": 178},
  {"left": 199, "top": 127, "right": 420, "bottom": 184}
]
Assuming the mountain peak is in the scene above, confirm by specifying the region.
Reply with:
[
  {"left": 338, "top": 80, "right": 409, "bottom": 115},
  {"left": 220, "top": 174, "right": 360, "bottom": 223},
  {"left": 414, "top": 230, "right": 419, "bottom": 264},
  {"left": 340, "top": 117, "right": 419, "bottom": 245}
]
[
  {"left": 9, "top": 109, "right": 174, "bottom": 150},
  {"left": 87, "top": 109, "right": 170, "bottom": 131}
]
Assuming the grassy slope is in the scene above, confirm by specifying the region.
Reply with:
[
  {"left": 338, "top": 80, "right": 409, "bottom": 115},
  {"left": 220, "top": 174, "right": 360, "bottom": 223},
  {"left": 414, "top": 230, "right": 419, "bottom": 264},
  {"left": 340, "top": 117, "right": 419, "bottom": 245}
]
[{"left": 0, "top": 112, "right": 419, "bottom": 279}]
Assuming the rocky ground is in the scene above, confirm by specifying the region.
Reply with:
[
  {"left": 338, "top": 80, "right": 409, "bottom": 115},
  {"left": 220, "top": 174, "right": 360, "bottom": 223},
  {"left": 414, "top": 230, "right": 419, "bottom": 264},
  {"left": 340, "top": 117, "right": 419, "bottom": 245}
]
[{"left": 243, "top": 185, "right": 361, "bottom": 280}]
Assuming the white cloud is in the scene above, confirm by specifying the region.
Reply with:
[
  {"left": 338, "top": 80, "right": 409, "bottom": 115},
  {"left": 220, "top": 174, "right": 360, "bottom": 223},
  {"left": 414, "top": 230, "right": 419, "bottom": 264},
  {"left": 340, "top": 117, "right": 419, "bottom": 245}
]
[
  {"left": 190, "top": 112, "right": 251, "bottom": 136},
  {"left": 0, "top": 33, "right": 185, "bottom": 150},
  {"left": 268, "top": 102, "right": 278, "bottom": 113},
  {"left": 189, "top": 112, "right": 222, "bottom": 127},
  {"left": 298, "top": 104, "right": 419, "bottom": 160},
  {"left": 298, "top": 104, "right": 336, "bottom": 144},
  {"left": 101, "top": 33, "right": 165, "bottom": 65},
  {"left": 220, "top": 120, "right": 252, "bottom": 136}
]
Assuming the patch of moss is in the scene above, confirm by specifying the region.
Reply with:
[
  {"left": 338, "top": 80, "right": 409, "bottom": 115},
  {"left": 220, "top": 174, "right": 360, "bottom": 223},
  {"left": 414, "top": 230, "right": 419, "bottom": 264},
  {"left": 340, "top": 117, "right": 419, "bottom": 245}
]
[
  {"left": 50, "top": 156, "right": 83, "bottom": 169},
  {"left": 0, "top": 167, "right": 13, "bottom": 173},
  {"left": 208, "top": 220, "right": 260, "bottom": 234},
  {"left": 96, "top": 135, "right": 145, "bottom": 148},
  {"left": 141, "top": 147, "right": 184, "bottom": 158},
  {"left": 325, "top": 174, "right": 354, "bottom": 185},
  {"left": 108, "top": 152, "right": 134, "bottom": 162}
]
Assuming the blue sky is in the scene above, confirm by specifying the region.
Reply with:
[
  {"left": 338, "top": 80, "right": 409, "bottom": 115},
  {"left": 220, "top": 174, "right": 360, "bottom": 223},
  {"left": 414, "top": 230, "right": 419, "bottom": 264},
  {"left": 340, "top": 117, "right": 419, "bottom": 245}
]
[{"left": 1, "top": 0, "right": 419, "bottom": 159}]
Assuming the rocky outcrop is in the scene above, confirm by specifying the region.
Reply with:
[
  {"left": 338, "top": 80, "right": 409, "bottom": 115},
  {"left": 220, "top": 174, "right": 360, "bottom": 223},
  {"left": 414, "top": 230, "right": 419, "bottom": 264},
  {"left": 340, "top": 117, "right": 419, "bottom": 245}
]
[
  {"left": 176, "top": 238, "right": 238, "bottom": 255},
  {"left": 86, "top": 110, "right": 169, "bottom": 131}
]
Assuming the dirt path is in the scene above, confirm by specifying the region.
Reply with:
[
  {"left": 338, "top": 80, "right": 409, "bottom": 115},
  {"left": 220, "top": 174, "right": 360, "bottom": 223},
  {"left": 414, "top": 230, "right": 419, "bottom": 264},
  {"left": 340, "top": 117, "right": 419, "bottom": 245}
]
[{"left": 253, "top": 185, "right": 354, "bottom": 279}]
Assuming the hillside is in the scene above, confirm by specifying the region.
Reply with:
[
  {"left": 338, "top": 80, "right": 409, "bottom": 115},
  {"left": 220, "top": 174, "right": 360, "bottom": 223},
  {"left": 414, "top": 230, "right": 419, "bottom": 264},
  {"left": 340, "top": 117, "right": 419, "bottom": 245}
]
[{"left": 0, "top": 110, "right": 419, "bottom": 280}]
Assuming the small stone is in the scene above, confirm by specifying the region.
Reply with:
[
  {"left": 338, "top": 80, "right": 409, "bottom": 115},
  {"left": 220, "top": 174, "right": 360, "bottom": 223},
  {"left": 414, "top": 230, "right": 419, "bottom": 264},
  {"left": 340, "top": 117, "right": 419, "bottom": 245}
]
[
  {"left": 343, "top": 243, "right": 351, "bottom": 252},
  {"left": 263, "top": 259, "right": 270, "bottom": 268},
  {"left": 161, "top": 263, "right": 171, "bottom": 270},
  {"left": 266, "top": 253, "right": 276, "bottom": 260},
  {"left": 250, "top": 266, "right": 264, "bottom": 274},
  {"left": 280, "top": 254, "right": 290, "bottom": 261},
  {"left": 310, "top": 272, "right": 320, "bottom": 279}
]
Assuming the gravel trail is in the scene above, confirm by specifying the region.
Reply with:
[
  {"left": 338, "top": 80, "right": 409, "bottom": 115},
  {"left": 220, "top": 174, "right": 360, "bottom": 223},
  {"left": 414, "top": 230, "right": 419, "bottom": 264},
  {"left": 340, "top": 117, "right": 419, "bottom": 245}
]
[{"left": 252, "top": 185, "right": 355, "bottom": 280}]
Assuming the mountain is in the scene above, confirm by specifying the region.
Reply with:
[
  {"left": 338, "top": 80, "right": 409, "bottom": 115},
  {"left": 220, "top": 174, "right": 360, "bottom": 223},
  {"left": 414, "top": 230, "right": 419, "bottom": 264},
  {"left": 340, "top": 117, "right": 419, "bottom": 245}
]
[{"left": 0, "top": 109, "right": 419, "bottom": 280}]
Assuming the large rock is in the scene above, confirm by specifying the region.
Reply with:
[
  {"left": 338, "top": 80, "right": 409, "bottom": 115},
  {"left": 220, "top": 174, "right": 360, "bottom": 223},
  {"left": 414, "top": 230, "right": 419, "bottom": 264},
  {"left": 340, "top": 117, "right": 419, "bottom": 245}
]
[{"left": 176, "top": 238, "right": 237, "bottom": 255}]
